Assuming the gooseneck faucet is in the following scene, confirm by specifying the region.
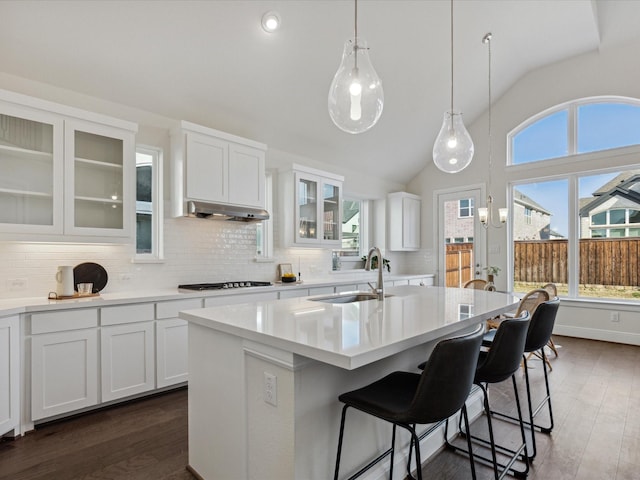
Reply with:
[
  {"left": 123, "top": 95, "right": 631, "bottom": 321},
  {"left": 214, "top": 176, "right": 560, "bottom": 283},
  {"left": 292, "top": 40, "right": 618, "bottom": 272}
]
[{"left": 365, "top": 246, "right": 385, "bottom": 301}]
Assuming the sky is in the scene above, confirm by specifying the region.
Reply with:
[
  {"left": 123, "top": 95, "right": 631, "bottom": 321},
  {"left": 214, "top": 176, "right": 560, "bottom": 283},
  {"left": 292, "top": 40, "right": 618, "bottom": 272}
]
[{"left": 511, "top": 102, "right": 640, "bottom": 238}]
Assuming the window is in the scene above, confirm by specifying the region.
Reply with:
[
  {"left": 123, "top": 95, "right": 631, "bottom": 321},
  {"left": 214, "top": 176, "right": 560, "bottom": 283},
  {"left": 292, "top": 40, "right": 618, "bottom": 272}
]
[
  {"left": 135, "top": 146, "right": 163, "bottom": 261},
  {"left": 341, "top": 199, "right": 361, "bottom": 256},
  {"left": 458, "top": 198, "right": 474, "bottom": 218},
  {"left": 510, "top": 98, "right": 640, "bottom": 166},
  {"left": 334, "top": 198, "right": 371, "bottom": 266},
  {"left": 512, "top": 110, "right": 568, "bottom": 164},
  {"left": 508, "top": 97, "right": 640, "bottom": 302},
  {"left": 524, "top": 207, "right": 532, "bottom": 225}
]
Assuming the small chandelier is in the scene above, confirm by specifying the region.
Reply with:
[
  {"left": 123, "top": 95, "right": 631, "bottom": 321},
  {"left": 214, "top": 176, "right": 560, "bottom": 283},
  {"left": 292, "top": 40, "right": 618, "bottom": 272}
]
[
  {"left": 433, "top": 0, "right": 474, "bottom": 173},
  {"left": 477, "top": 33, "right": 507, "bottom": 228},
  {"left": 328, "top": 0, "right": 384, "bottom": 134}
]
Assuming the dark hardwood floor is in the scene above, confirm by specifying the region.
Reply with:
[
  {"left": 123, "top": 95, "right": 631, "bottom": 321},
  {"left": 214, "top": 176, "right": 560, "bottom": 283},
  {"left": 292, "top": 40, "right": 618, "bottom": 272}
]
[
  {"left": 1, "top": 336, "right": 638, "bottom": 480},
  {"left": 0, "top": 388, "right": 193, "bottom": 480}
]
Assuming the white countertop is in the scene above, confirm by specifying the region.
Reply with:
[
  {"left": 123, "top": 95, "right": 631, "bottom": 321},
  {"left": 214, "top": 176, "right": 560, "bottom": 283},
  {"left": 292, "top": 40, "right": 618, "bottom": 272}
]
[
  {"left": 0, "top": 274, "right": 434, "bottom": 316},
  {"left": 181, "top": 285, "right": 519, "bottom": 369}
]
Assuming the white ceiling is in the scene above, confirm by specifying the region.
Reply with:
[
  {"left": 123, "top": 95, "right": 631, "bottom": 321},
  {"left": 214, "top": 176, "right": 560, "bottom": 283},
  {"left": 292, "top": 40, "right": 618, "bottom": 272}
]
[{"left": 1, "top": 0, "right": 639, "bottom": 184}]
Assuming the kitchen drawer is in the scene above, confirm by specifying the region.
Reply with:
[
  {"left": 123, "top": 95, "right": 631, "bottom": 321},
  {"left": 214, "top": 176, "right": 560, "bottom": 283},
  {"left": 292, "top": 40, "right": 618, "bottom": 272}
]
[
  {"left": 31, "top": 309, "right": 98, "bottom": 335},
  {"left": 309, "top": 286, "right": 335, "bottom": 296},
  {"left": 278, "top": 289, "right": 309, "bottom": 299},
  {"left": 204, "top": 291, "right": 278, "bottom": 307},
  {"left": 335, "top": 284, "right": 358, "bottom": 293},
  {"left": 101, "top": 303, "right": 155, "bottom": 326},
  {"left": 156, "top": 298, "right": 203, "bottom": 319}
]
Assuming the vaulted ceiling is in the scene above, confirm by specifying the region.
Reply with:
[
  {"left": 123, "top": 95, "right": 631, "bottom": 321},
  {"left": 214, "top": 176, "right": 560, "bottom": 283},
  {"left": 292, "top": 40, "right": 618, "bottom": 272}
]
[{"left": 1, "top": 0, "right": 639, "bottom": 184}]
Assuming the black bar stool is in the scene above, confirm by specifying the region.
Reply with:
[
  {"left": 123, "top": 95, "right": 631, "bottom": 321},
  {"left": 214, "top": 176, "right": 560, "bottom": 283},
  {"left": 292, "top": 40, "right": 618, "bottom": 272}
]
[
  {"left": 445, "top": 311, "right": 531, "bottom": 480},
  {"left": 333, "top": 326, "right": 484, "bottom": 480},
  {"left": 482, "top": 298, "right": 560, "bottom": 460}
]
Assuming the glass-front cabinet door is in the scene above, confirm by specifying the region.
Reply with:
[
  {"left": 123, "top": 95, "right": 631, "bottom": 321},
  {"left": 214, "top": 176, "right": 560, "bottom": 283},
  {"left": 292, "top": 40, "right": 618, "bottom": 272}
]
[
  {"left": 322, "top": 180, "right": 341, "bottom": 242},
  {"left": 295, "top": 172, "right": 319, "bottom": 243},
  {"left": 0, "top": 105, "right": 64, "bottom": 234},
  {"left": 64, "top": 119, "right": 134, "bottom": 237},
  {"left": 294, "top": 169, "right": 342, "bottom": 246}
]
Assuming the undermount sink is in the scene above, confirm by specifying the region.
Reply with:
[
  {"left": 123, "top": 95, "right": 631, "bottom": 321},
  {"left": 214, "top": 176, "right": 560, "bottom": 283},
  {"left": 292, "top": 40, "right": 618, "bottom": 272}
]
[{"left": 310, "top": 292, "right": 393, "bottom": 304}]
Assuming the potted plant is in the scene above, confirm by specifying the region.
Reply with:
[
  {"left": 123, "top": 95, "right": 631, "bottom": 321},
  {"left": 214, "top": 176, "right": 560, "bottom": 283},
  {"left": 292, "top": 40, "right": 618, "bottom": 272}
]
[{"left": 483, "top": 266, "right": 501, "bottom": 284}]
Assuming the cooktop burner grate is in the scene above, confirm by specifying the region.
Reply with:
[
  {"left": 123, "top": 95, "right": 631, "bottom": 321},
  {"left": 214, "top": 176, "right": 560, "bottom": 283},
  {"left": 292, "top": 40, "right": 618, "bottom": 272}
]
[{"left": 178, "top": 281, "right": 273, "bottom": 291}]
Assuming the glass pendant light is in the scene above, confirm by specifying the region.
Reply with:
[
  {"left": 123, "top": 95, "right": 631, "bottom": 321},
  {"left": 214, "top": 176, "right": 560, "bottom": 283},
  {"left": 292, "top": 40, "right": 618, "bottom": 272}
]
[
  {"left": 328, "top": 0, "right": 384, "bottom": 134},
  {"left": 433, "top": 0, "right": 474, "bottom": 173}
]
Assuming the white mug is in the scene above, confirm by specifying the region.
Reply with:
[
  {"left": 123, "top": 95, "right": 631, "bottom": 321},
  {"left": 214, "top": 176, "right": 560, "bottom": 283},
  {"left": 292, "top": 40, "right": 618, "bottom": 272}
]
[{"left": 55, "top": 266, "right": 75, "bottom": 297}]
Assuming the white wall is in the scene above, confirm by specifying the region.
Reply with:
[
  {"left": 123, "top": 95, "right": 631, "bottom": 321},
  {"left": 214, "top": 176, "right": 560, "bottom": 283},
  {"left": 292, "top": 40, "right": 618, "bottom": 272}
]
[
  {"left": 407, "top": 39, "right": 640, "bottom": 344},
  {"left": 0, "top": 72, "right": 410, "bottom": 298}
]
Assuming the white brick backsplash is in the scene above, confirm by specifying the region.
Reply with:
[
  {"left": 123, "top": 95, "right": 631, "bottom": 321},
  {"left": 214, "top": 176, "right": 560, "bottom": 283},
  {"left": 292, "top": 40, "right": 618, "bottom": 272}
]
[{"left": 0, "top": 217, "right": 331, "bottom": 299}]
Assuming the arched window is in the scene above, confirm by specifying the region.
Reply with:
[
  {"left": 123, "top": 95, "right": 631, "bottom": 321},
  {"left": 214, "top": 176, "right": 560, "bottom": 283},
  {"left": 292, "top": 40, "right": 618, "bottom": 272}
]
[
  {"left": 508, "top": 97, "right": 640, "bottom": 303},
  {"left": 509, "top": 97, "right": 640, "bottom": 165}
]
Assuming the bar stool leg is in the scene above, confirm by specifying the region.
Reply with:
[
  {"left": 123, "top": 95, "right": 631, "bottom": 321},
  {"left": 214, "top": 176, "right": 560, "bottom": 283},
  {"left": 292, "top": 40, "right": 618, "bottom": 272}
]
[
  {"left": 523, "top": 348, "right": 554, "bottom": 460},
  {"left": 334, "top": 405, "right": 349, "bottom": 480},
  {"left": 461, "top": 404, "right": 478, "bottom": 480}
]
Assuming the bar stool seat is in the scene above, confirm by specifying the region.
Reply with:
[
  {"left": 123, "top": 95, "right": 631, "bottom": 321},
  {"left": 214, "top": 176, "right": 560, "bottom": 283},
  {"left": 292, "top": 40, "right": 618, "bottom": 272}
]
[{"left": 333, "top": 326, "right": 484, "bottom": 480}]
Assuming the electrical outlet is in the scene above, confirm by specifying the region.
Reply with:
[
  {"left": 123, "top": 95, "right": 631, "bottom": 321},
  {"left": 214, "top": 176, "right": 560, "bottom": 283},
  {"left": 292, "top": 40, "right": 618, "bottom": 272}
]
[
  {"left": 7, "top": 278, "right": 28, "bottom": 291},
  {"left": 610, "top": 312, "right": 620, "bottom": 323},
  {"left": 264, "top": 372, "right": 277, "bottom": 407}
]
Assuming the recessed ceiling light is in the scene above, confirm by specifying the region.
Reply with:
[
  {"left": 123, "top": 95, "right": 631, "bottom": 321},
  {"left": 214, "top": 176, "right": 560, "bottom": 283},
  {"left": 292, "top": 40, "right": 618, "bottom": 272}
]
[{"left": 261, "top": 11, "right": 280, "bottom": 33}]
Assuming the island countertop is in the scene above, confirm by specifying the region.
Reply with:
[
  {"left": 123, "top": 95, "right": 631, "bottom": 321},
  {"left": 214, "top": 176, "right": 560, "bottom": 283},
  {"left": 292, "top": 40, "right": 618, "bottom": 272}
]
[{"left": 180, "top": 285, "right": 519, "bottom": 369}]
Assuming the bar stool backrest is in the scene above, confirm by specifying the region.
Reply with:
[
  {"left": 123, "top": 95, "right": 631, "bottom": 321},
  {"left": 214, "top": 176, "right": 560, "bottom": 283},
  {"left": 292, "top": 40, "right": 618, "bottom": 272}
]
[
  {"left": 515, "top": 289, "right": 549, "bottom": 317},
  {"left": 464, "top": 279, "right": 488, "bottom": 290},
  {"left": 476, "top": 311, "right": 530, "bottom": 384},
  {"left": 542, "top": 282, "right": 558, "bottom": 299},
  {"left": 407, "top": 327, "right": 484, "bottom": 424},
  {"left": 524, "top": 298, "right": 560, "bottom": 353}
]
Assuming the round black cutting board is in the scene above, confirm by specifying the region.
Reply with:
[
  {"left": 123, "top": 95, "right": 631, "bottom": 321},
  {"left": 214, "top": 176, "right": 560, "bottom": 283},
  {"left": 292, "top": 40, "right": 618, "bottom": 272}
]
[{"left": 73, "top": 262, "right": 108, "bottom": 293}]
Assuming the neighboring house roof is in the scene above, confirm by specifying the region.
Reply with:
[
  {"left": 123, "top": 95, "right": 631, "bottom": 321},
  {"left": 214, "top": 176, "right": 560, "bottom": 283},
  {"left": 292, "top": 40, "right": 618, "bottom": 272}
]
[
  {"left": 342, "top": 201, "right": 359, "bottom": 224},
  {"left": 591, "top": 169, "right": 640, "bottom": 196},
  {"left": 513, "top": 189, "right": 552, "bottom": 215},
  {"left": 548, "top": 229, "right": 564, "bottom": 238},
  {"left": 579, "top": 171, "right": 640, "bottom": 217}
]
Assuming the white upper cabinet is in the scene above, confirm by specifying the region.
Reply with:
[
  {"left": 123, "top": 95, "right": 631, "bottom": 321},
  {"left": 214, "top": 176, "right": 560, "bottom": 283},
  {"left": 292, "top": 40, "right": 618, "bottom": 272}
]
[
  {"left": 0, "top": 104, "right": 64, "bottom": 235},
  {"left": 171, "top": 121, "right": 266, "bottom": 217},
  {"left": 0, "top": 89, "right": 137, "bottom": 241},
  {"left": 387, "top": 192, "right": 421, "bottom": 251},
  {"left": 280, "top": 164, "right": 343, "bottom": 247},
  {"left": 64, "top": 119, "right": 135, "bottom": 238}
]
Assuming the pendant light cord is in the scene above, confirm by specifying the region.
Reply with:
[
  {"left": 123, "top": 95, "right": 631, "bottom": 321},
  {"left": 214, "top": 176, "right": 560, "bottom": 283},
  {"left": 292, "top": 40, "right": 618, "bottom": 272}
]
[
  {"left": 354, "top": 0, "right": 358, "bottom": 41},
  {"left": 484, "top": 32, "right": 493, "bottom": 195},
  {"left": 354, "top": 0, "right": 359, "bottom": 67},
  {"left": 450, "top": 0, "right": 454, "bottom": 114}
]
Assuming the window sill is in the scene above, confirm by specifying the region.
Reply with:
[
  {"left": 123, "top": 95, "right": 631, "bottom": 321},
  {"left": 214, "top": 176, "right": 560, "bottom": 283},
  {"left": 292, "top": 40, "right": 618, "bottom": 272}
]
[
  {"left": 254, "top": 256, "right": 275, "bottom": 263},
  {"left": 131, "top": 256, "right": 165, "bottom": 264}
]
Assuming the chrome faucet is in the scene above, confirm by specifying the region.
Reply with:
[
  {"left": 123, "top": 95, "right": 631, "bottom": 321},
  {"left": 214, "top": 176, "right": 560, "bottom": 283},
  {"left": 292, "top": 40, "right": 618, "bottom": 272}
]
[{"left": 365, "top": 246, "right": 385, "bottom": 301}]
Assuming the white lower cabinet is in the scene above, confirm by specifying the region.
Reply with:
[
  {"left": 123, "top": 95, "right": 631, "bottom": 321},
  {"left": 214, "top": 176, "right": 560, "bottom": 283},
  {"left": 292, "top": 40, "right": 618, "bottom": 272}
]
[
  {"left": 0, "top": 316, "right": 19, "bottom": 436},
  {"left": 31, "top": 328, "right": 98, "bottom": 421},
  {"left": 156, "top": 319, "right": 188, "bottom": 388},
  {"left": 155, "top": 298, "right": 201, "bottom": 388},
  {"left": 101, "top": 321, "right": 155, "bottom": 402}
]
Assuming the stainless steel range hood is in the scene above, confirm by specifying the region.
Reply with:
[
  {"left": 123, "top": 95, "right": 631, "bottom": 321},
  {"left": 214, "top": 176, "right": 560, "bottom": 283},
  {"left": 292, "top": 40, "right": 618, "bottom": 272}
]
[{"left": 187, "top": 200, "right": 269, "bottom": 223}]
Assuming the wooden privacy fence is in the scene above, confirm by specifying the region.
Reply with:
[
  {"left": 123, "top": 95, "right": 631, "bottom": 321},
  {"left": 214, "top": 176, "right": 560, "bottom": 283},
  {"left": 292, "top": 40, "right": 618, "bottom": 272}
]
[
  {"left": 514, "top": 238, "right": 640, "bottom": 286},
  {"left": 446, "top": 243, "right": 473, "bottom": 287}
]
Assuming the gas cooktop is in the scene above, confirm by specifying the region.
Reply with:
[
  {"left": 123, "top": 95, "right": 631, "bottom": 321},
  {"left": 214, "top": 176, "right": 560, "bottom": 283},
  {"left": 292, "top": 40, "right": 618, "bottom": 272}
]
[{"left": 178, "top": 281, "right": 273, "bottom": 291}]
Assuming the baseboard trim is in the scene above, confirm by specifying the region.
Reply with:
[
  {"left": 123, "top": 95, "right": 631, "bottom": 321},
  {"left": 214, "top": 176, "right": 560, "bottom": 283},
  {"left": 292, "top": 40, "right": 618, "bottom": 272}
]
[{"left": 554, "top": 325, "right": 640, "bottom": 346}]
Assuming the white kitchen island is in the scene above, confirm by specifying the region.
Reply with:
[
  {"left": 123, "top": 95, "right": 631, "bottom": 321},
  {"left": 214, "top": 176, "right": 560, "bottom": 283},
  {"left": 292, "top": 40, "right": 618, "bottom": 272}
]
[{"left": 180, "top": 285, "right": 519, "bottom": 480}]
